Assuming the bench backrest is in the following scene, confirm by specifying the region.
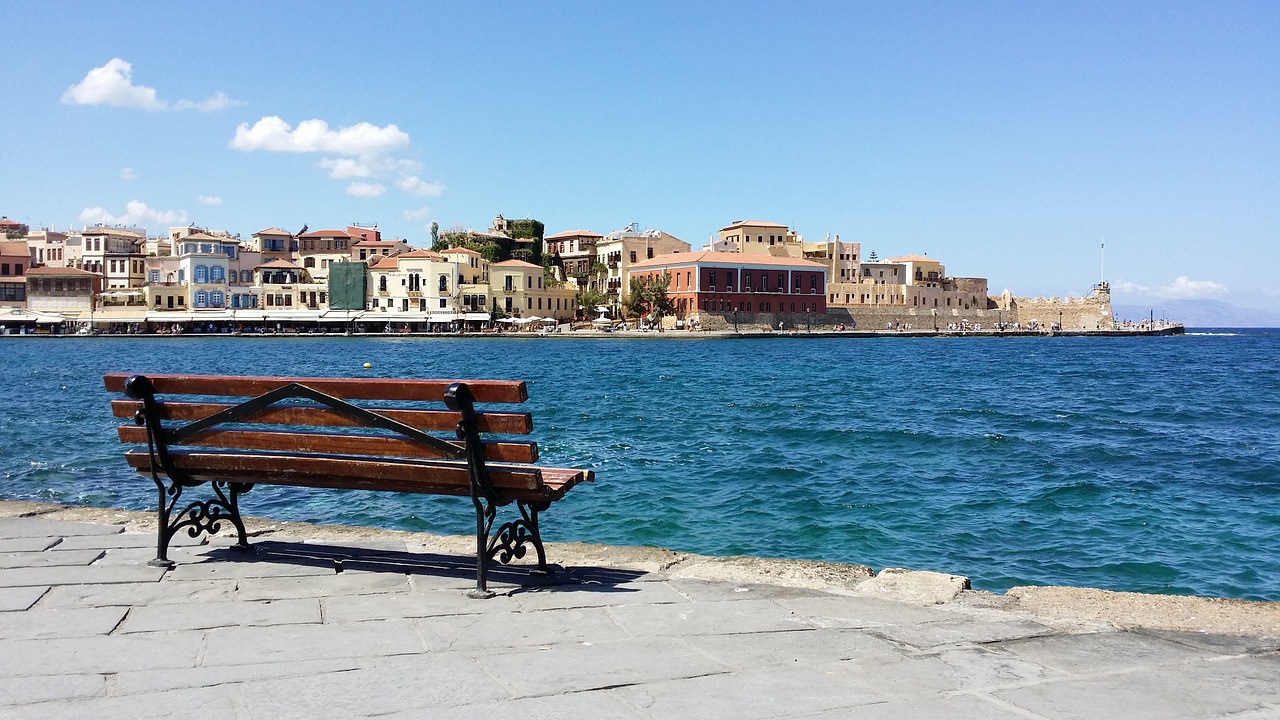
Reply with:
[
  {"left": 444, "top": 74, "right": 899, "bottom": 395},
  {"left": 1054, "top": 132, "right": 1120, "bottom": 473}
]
[{"left": 103, "top": 373, "right": 546, "bottom": 500}]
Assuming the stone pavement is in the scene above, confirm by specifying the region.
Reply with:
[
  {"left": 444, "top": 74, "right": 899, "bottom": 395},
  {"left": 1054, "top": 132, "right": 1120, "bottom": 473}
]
[{"left": 2, "top": 514, "right": 1279, "bottom": 720}]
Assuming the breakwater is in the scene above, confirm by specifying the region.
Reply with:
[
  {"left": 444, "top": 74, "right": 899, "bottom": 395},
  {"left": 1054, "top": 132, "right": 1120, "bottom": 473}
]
[{"left": 0, "top": 330, "right": 1275, "bottom": 600}]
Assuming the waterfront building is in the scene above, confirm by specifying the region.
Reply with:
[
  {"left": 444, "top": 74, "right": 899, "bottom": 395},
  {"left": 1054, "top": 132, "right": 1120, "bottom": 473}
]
[
  {"left": 629, "top": 250, "right": 828, "bottom": 321},
  {"left": 25, "top": 230, "right": 67, "bottom": 268},
  {"left": 442, "top": 247, "right": 491, "bottom": 319},
  {"left": 824, "top": 252, "right": 991, "bottom": 324},
  {"left": 256, "top": 258, "right": 318, "bottom": 316},
  {"left": 296, "top": 229, "right": 351, "bottom": 282},
  {"left": 74, "top": 227, "right": 146, "bottom": 290},
  {"left": 597, "top": 223, "right": 690, "bottom": 307},
  {"left": 545, "top": 229, "right": 603, "bottom": 289},
  {"left": 713, "top": 220, "right": 801, "bottom": 256},
  {"left": 0, "top": 241, "right": 30, "bottom": 308},
  {"left": 0, "top": 217, "right": 29, "bottom": 237},
  {"left": 801, "top": 237, "right": 861, "bottom": 285},
  {"left": 365, "top": 249, "right": 467, "bottom": 327},
  {"left": 250, "top": 228, "right": 296, "bottom": 265},
  {"left": 24, "top": 266, "right": 99, "bottom": 318},
  {"left": 489, "top": 259, "right": 578, "bottom": 321}
]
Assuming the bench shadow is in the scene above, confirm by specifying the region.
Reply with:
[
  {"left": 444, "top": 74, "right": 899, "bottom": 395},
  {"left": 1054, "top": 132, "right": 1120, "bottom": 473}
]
[{"left": 196, "top": 540, "right": 648, "bottom": 594}]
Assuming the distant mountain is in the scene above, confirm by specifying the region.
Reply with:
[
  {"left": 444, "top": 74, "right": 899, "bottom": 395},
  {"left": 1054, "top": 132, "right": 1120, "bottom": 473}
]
[{"left": 1113, "top": 300, "right": 1280, "bottom": 328}]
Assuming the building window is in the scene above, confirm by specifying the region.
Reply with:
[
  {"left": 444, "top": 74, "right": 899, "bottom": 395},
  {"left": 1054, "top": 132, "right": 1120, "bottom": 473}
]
[
  {"left": 211, "top": 266, "right": 225, "bottom": 282},
  {"left": 630, "top": 251, "right": 637, "bottom": 263},
  {"left": 195, "top": 291, "right": 207, "bottom": 308},
  {"left": 379, "top": 276, "right": 387, "bottom": 292},
  {"left": 438, "top": 274, "right": 448, "bottom": 292},
  {"left": 210, "top": 291, "right": 224, "bottom": 307},
  {"left": 439, "top": 298, "right": 447, "bottom": 308}
]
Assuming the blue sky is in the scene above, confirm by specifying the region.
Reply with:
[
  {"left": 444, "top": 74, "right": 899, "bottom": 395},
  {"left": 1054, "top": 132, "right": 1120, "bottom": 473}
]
[{"left": 3, "top": 1, "right": 1277, "bottom": 310}]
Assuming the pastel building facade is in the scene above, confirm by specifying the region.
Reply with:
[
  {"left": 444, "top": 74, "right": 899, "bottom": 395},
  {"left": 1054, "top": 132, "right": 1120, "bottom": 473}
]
[
  {"left": 629, "top": 251, "right": 828, "bottom": 319},
  {"left": 597, "top": 224, "right": 690, "bottom": 306}
]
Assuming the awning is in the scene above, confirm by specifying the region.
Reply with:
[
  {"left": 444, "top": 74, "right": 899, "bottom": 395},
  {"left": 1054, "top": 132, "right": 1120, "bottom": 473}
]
[
  {"left": 146, "top": 312, "right": 197, "bottom": 322},
  {"left": 232, "top": 310, "right": 266, "bottom": 321},
  {"left": 264, "top": 311, "right": 322, "bottom": 322},
  {"left": 463, "top": 312, "right": 490, "bottom": 321},
  {"left": 190, "top": 310, "right": 234, "bottom": 320},
  {"left": 428, "top": 312, "right": 456, "bottom": 322}
]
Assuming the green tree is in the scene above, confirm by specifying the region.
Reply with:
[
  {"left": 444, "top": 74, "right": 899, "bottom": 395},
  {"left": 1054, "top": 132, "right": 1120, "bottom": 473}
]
[
  {"left": 430, "top": 222, "right": 439, "bottom": 247},
  {"left": 649, "top": 273, "right": 674, "bottom": 325},
  {"left": 625, "top": 276, "right": 649, "bottom": 318},
  {"left": 577, "top": 288, "right": 610, "bottom": 319},
  {"left": 506, "top": 218, "right": 545, "bottom": 265}
]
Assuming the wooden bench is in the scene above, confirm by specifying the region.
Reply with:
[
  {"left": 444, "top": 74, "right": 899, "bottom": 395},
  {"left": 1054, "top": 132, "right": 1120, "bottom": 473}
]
[{"left": 104, "top": 372, "right": 593, "bottom": 597}]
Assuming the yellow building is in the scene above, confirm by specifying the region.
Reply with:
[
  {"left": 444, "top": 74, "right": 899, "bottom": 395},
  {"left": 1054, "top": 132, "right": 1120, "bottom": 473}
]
[{"left": 489, "top": 260, "right": 578, "bottom": 321}]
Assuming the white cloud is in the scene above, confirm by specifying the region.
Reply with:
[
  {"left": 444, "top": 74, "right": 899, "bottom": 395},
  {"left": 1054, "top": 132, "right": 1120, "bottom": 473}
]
[
  {"left": 404, "top": 207, "right": 432, "bottom": 221},
  {"left": 396, "top": 175, "right": 445, "bottom": 197},
  {"left": 197, "top": 195, "right": 223, "bottom": 206},
  {"left": 79, "top": 200, "right": 187, "bottom": 230},
  {"left": 230, "top": 117, "right": 410, "bottom": 155},
  {"left": 119, "top": 167, "right": 137, "bottom": 180},
  {"left": 346, "top": 182, "right": 386, "bottom": 198},
  {"left": 318, "top": 157, "right": 381, "bottom": 179},
  {"left": 62, "top": 58, "right": 240, "bottom": 111},
  {"left": 1114, "top": 276, "right": 1228, "bottom": 300}
]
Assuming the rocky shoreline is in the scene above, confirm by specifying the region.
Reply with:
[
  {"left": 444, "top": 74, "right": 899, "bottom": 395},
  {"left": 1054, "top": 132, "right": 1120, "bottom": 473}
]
[{"left": 3, "top": 499, "right": 1275, "bottom": 638}]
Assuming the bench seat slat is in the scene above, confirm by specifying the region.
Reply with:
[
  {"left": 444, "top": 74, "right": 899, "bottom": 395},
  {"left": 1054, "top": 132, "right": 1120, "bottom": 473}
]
[
  {"left": 110, "top": 400, "right": 534, "bottom": 434},
  {"left": 116, "top": 425, "right": 539, "bottom": 463},
  {"left": 124, "top": 451, "right": 590, "bottom": 502},
  {"left": 104, "top": 372, "right": 527, "bottom": 404}
]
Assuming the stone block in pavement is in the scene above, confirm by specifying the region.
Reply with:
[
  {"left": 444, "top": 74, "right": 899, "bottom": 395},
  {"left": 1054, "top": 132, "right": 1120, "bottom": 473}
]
[
  {"left": 54, "top": 531, "right": 202, "bottom": 551},
  {"left": 606, "top": 598, "right": 814, "bottom": 637},
  {"left": 0, "top": 517, "right": 123, "bottom": 539},
  {"left": 0, "top": 537, "right": 59, "bottom": 553},
  {"left": 0, "top": 606, "right": 126, "bottom": 640},
  {"left": 868, "top": 618, "right": 1055, "bottom": 650},
  {"left": 992, "top": 659, "right": 1279, "bottom": 720},
  {"left": 803, "top": 692, "right": 1032, "bottom": 719},
  {"left": 380, "top": 688, "right": 649, "bottom": 720},
  {"left": 612, "top": 663, "right": 877, "bottom": 720},
  {"left": 321, "top": 588, "right": 518, "bottom": 623},
  {"left": 0, "top": 564, "right": 167, "bottom": 588},
  {"left": 201, "top": 618, "right": 425, "bottom": 666},
  {"left": 772, "top": 594, "right": 956, "bottom": 629},
  {"left": 0, "top": 672, "right": 104, "bottom": 707},
  {"left": 35, "top": 578, "right": 236, "bottom": 609},
  {"left": 681, "top": 627, "right": 903, "bottom": 669},
  {"left": 234, "top": 654, "right": 510, "bottom": 720},
  {"left": 165, "top": 556, "right": 336, "bottom": 580},
  {"left": 114, "top": 657, "right": 359, "bottom": 696},
  {"left": 415, "top": 606, "right": 630, "bottom": 652},
  {"left": 0, "top": 633, "right": 203, "bottom": 676},
  {"left": 0, "top": 685, "right": 236, "bottom": 720},
  {"left": 989, "top": 630, "right": 1217, "bottom": 675},
  {"left": 512, "top": 579, "right": 693, "bottom": 611},
  {"left": 0, "top": 586, "right": 47, "bottom": 612},
  {"left": 0, "top": 548, "right": 104, "bottom": 568},
  {"left": 119, "top": 597, "right": 321, "bottom": 633},
  {"left": 236, "top": 569, "right": 412, "bottom": 601},
  {"left": 474, "top": 636, "right": 731, "bottom": 696}
]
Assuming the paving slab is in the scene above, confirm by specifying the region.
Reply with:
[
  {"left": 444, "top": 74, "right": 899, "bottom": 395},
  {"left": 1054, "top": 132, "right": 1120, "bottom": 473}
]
[
  {"left": 774, "top": 594, "right": 961, "bottom": 628},
  {"left": 606, "top": 597, "right": 815, "bottom": 637},
  {"left": 805, "top": 692, "right": 1033, "bottom": 719},
  {"left": 867, "top": 618, "right": 1056, "bottom": 649},
  {"left": 0, "top": 605, "right": 126, "bottom": 640},
  {"left": 474, "top": 636, "right": 731, "bottom": 696},
  {"left": 990, "top": 630, "right": 1217, "bottom": 675},
  {"left": 201, "top": 617, "right": 426, "bottom": 665},
  {"left": 680, "top": 627, "right": 904, "bottom": 669},
  {"left": 0, "top": 586, "right": 47, "bottom": 612},
  {"left": 0, "top": 672, "right": 104, "bottom": 707},
  {"left": 34, "top": 578, "right": 236, "bottom": 609},
  {"left": 0, "top": 548, "right": 104, "bottom": 568},
  {"left": 51, "top": 531, "right": 203, "bottom": 550},
  {"left": 235, "top": 654, "right": 510, "bottom": 720},
  {"left": 113, "top": 656, "right": 360, "bottom": 695},
  {"left": 612, "top": 663, "right": 877, "bottom": 720},
  {"left": 0, "top": 517, "right": 123, "bottom": 539},
  {"left": 0, "top": 685, "right": 237, "bottom": 720},
  {"left": 165, "top": 557, "right": 337, "bottom": 580},
  {"left": 512, "top": 579, "right": 693, "bottom": 611},
  {"left": 0, "top": 536, "right": 60, "bottom": 553},
  {"left": 0, "top": 564, "right": 167, "bottom": 588},
  {"left": 237, "top": 569, "right": 413, "bottom": 601},
  {"left": 415, "top": 606, "right": 631, "bottom": 652},
  {"left": 381, "top": 689, "right": 650, "bottom": 720},
  {"left": 322, "top": 587, "right": 518, "bottom": 622},
  {"left": 120, "top": 597, "right": 321, "bottom": 633},
  {"left": 0, "top": 633, "right": 204, "bottom": 676}
]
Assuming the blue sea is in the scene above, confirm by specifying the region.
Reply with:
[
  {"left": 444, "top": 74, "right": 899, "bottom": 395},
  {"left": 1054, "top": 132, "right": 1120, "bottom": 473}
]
[{"left": 2, "top": 330, "right": 1278, "bottom": 601}]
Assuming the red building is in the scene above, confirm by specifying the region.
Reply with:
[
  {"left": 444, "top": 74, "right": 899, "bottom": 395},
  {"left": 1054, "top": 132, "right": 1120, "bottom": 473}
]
[{"left": 628, "top": 251, "right": 827, "bottom": 318}]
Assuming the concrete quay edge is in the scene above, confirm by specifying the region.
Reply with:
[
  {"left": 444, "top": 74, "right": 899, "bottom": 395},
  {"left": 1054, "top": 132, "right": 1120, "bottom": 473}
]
[{"left": 4, "top": 499, "right": 1277, "bottom": 638}]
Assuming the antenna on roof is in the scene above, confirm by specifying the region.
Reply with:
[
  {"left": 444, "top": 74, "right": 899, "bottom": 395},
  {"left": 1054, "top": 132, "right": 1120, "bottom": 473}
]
[{"left": 296, "top": 224, "right": 308, "bottom": 236}]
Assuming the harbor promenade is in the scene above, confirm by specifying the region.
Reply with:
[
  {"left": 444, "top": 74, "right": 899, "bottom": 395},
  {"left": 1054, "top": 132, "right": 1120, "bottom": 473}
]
[{"left": 2, "top": 501, "right": 1277, "bottom": 719}]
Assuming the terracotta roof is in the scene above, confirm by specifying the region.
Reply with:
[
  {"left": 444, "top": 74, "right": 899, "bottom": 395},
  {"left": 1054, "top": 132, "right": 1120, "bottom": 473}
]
[
  {"left": 491, "top": 259, "right": 543, "bottom": 269},
  {"left": 887, "top": 254, "right": 935, "bottom": 263},
  {"left": 719, "top": 220, "right": 789, "bottom": 232},
  {"left": 396, "top": 249, "right": 444, "bottom": 260},
  {"left": 254, "top": 227, "right": 292, "bottom": 236},
  {"left": 630, "top": 250, "right": 826, "bottom": 270},
  {"left": 368, "top": 256, "right": 398, "bottom": 269},
  {"left": 255, "top": 259, "right": 302, "bottom": 269},
  {"left": 353, "top": 239, "right": 401, "bottom": 246},
  {"left": 25, "top": 266, "right": 99, "bottom": 277},
  {"left": 299, "top": 229, "right": 350, "bottom": 238},
  {"left": 442, "top": 247, "right": 481, "bottom": 256},
  {"left": 545, "top": 229, "right": 602, "bottom": 240}
]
